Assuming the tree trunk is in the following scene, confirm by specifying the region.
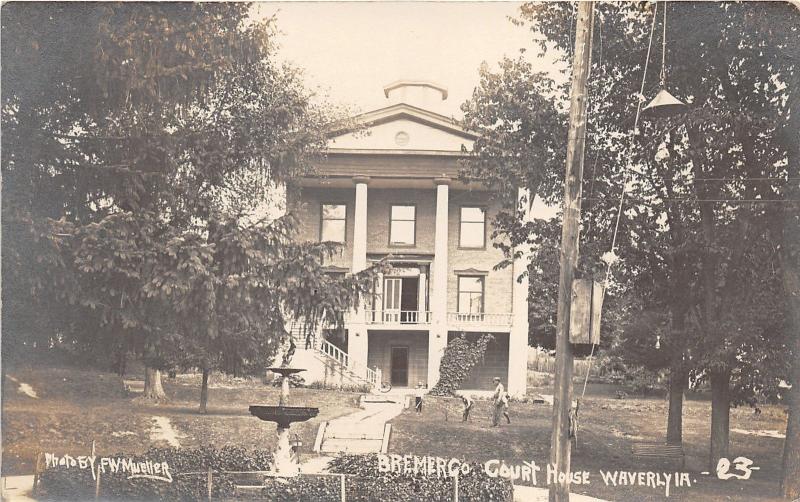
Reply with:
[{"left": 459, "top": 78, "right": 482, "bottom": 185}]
[
  {"left": 199, "top": 368, "right": 210, "bottom": 414},
  {"left": 142, "top": 366, "right": 167, "bottom": 401},
  {"left": 666, "top": 307, "right": 689, "bottom": 445},
  {"left": 116, "top": 347, "right": 127, "bottom": 377},
  {"left": 780, "top": 67, "right": 800, "bottom": 500},
  {"left": 779, "top": 191, "right": 800, "bottom": 499},
  {"left": 667, "top": 364, "right": 687, "bottom": 444},
  {"left": 784, "top": 345, "right": 800, "bottom": 499},
  {"left": 779, "top": 174, "right": 800, "bottom": 499},
  {"left": 709, "top": 368, "right": 731, "bottom": 471}
]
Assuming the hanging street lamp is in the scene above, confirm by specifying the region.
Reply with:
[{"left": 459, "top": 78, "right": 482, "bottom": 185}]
[
  {"left": 642, "top": 1, "right": 687, "bottom": 118},
  {"left": 643, "top": 88, "right": 686, "bottom": 118}
]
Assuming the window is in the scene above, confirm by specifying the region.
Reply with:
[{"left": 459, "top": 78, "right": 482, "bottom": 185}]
[
  {"left": 460, "top": 207, "right": 486, "bottom": 248},
  {"left": 458, "top": 276, "right": 484, "bottom": 314},
  {"left": 390, "top": 205, "right": 416, "bottom": 246},
  {"left": 321, "top": 204, "right": 346, "bottom": 243}
]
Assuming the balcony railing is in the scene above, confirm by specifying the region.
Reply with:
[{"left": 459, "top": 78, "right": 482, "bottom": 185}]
[
  {"left": 447, "top": 312, "right": 514, "bottom": 326},
  {"left": 365, "top": 310, "right": 433, "bottom": 325}
]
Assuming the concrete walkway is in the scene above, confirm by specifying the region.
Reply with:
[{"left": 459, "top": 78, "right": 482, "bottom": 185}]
[
  {"left": 2, "top": 475, "right": 36, "bottom": 502},
  {"left": 318, "top": 395, "right": 405, "bottom": 454},
  {"left": 299, "top": 455, "right": 335, "bottom": 474}
]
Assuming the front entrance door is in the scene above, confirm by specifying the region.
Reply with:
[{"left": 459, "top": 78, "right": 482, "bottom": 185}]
[{"left": 390, "top": 347, "right": 409, "bottom": 387}]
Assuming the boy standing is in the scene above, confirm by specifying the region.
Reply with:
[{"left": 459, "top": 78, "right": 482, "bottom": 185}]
[{"left": 414, "top": 382, "right": 425, "bottom": 413}]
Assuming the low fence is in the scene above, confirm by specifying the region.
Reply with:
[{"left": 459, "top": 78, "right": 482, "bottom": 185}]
[
  {"left": 230, "top": 471, "right": 464, "bottom": 501},
  {"left": 527, "top": 349, "right": 606, "bottom": 378},
  {"left": 35, "top": 465, "right": 467, "bottom": 501}
]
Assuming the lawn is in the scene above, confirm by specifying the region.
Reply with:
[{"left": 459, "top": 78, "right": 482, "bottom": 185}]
[
  {"left": 3, "top": 364, "right": 790, "bottom": 502},
  {"left": 2, "top": 365, "right": 361, "bottom": 476},
  {"left": 388, "top": 394, "right": 789, "bottom": 502}
]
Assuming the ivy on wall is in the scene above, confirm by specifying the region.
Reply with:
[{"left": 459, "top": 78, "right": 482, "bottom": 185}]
[{"left": 430, "top": 333, "right": 494, "bottom": 396}]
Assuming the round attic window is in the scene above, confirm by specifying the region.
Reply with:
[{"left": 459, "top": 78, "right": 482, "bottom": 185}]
[{"left": 395, "top": 131, "right": 410, "bottom": 146}]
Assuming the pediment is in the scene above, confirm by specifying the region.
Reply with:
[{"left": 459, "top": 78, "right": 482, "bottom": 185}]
[
  {"left": 328, "top": 103, "right": 476, "bottom": 153},
  {"left": 454, "top": 268, "right": 489, "bottom": 276}
]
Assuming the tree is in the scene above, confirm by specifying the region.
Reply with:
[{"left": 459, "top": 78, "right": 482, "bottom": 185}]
[
  {"left": 1, "top": 3, "right": 381, "bottom": 408},
  {"left": 3, "top": 2, "right": 267, "bottom": 396},
  {"left": 464, "top": 2, "right": 796, "bottom": 469},
  {"left": 774, "top": 11, "right": 800, "bottom": 495},
  {"left": 663, "top": 2, "right": 794, "bottom": 469}
]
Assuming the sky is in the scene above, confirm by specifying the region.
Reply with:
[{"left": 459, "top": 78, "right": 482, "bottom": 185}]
[
  {"left": 253, "top": 2, "right": 557, "bottom": 119},
  {"left": 252, "top": 2, "right": 562, "bottom": 219}
]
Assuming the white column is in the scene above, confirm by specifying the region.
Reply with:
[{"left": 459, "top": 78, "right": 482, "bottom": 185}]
[
  {"left": 428, "top": 178, "right": 450, "bottom": 386},
  {"left": 352, "top": 177, "right": 369, "bottom": 273},
  {"left": 417, "top": 272, "right": 427, "bottom": 322},
  {"left": 375, "top": 272, "right": 384, "bottom": 323},
  {"left": 348, "top": 176, "right": 370, "bottom": 370},
  {"left": 509, "top": 187, "right": 532, "bottom": 396}
]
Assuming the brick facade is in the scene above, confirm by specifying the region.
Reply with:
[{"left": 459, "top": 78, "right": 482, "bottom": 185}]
[
  {"left": 289, "top": 186, "right": 512, "bottom": 316},
  {"left": 367, "top": 331, "right": 429, "bottom": 388},
  {"left": 285, "top": 91, "right": 528, "bottom": 395},
  {"left": 446, "top": 191, "right": 513, "bottom": 315}
]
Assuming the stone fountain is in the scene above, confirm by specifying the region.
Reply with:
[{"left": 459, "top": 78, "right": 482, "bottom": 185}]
[{"left": 249, "top": 343, "right": 318, "bottom": 475}]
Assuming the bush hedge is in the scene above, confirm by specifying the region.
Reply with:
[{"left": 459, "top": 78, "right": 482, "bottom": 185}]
[
  {"left": 38, "top": 448, "right": 513, "bottom": 501},
  {"left": 328, "top": 453, "right": 513, "bottom": 502},
  {"left": 38, "top": 446, "right": 273, "bottom": 501}
]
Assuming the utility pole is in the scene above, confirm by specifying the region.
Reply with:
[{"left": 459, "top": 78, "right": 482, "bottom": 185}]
[{"left": 550, "top": 3, "right": 595, "bottom": 502}]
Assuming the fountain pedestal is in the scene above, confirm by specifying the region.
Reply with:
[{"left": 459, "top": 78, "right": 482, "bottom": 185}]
[{"left": 249, "top": 367, "right": 318, "bottom": 475}]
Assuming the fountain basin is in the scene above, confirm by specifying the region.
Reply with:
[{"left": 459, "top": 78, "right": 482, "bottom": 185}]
[
  {"left": 266, "top": 367, "right": 307, "bottom": 376},
  {"left": 249, "top": 405, "right": 319, "bottom": 428}
]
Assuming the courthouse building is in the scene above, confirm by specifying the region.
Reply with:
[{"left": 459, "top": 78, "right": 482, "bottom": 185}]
[{"left": 288, "top": 81, "right": 530, "bottom": 396}]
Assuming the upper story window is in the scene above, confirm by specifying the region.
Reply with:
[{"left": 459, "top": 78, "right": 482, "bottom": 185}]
[
  {"left": 321, "top": 204, "right": 346, "bottom": 243},
  {"left": 390, "top": 205, "right": 416, "bottom": 246},
  {"left": 457, "top": 276, "right": 484, "bottom": 314},
  {"left": 459, "top": 207, "right": 486, "bottom": 248}
]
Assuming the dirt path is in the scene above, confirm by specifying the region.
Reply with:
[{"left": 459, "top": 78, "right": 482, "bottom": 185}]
[
  {"left": 6, "top": 376, "right": 38, "bottom": 399},
  {"left": 150, "top": 416, "right": 183, "bottom": 448}
]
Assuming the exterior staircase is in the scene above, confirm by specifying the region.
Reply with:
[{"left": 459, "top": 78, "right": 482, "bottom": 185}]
[{"left": 286, "top": 323, "right": 381, "bottom": 391}]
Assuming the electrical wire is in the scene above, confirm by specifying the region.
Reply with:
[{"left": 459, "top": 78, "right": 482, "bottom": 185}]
[
  {"left": 583, "top": 197, "right": 800, "bottom": 203},
  {"left": 689, "top": 177, "right": 800, "bottom": 182},
  {"left": 580, "top": 2, "right": 660, "bottom": 403},
  {"left": 660, "top": 1, "right": 668, "bottom": 87}
]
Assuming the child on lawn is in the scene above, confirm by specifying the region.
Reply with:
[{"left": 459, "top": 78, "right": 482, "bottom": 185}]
[{"left": 414, "top": 382, "right": 425, "bottom": 413}]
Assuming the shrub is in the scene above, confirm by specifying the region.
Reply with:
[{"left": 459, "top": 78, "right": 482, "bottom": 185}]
[
  {"left": 328, "top": 453, "right": 513, "bottom": 502},
  {"left": 261, "top": 475, "right": 340, "bottom": 501},
  {"left": 38, "top": 449, "right": 513, "bottom": 501},
  {"left": 625, "top": 366, "right": 665, "bottom": 395},
  {"left": 528, "top": 371, "right": 553, "bottom": 388},
  {"left": 305, "top": 380, "right": 372, "bottom": 393},
  {"left": 38, "top": 446, "right": 273, "bottom": 501},
  {"left": 430, "top": 333, "right": 493, "bottom": 396}
]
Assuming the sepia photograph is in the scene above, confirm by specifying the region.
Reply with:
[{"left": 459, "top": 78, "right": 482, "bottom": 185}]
[{"left": 1, "top": 1, "right": 799, "bottom": 501}]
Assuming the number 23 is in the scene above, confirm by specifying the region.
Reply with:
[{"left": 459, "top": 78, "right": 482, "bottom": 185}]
[{"left": 716, "top": 457, "right": 757, "bottom": 480}]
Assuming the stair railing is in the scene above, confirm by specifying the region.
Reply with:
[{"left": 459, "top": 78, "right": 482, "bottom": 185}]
[
  {"left": 318, "top": 339, "right": 379, "bottom": 389},
  {"left": 320, "top": 338, "right": 350, "bottom": 368}
]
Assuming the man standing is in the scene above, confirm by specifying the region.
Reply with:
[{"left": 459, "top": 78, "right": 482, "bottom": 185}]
[
  {"left": 460, "top": 393, "right": 474, "bottom": 422},
  {"left": 491, "top": 377, "right": 506, "bottom": 427}
]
